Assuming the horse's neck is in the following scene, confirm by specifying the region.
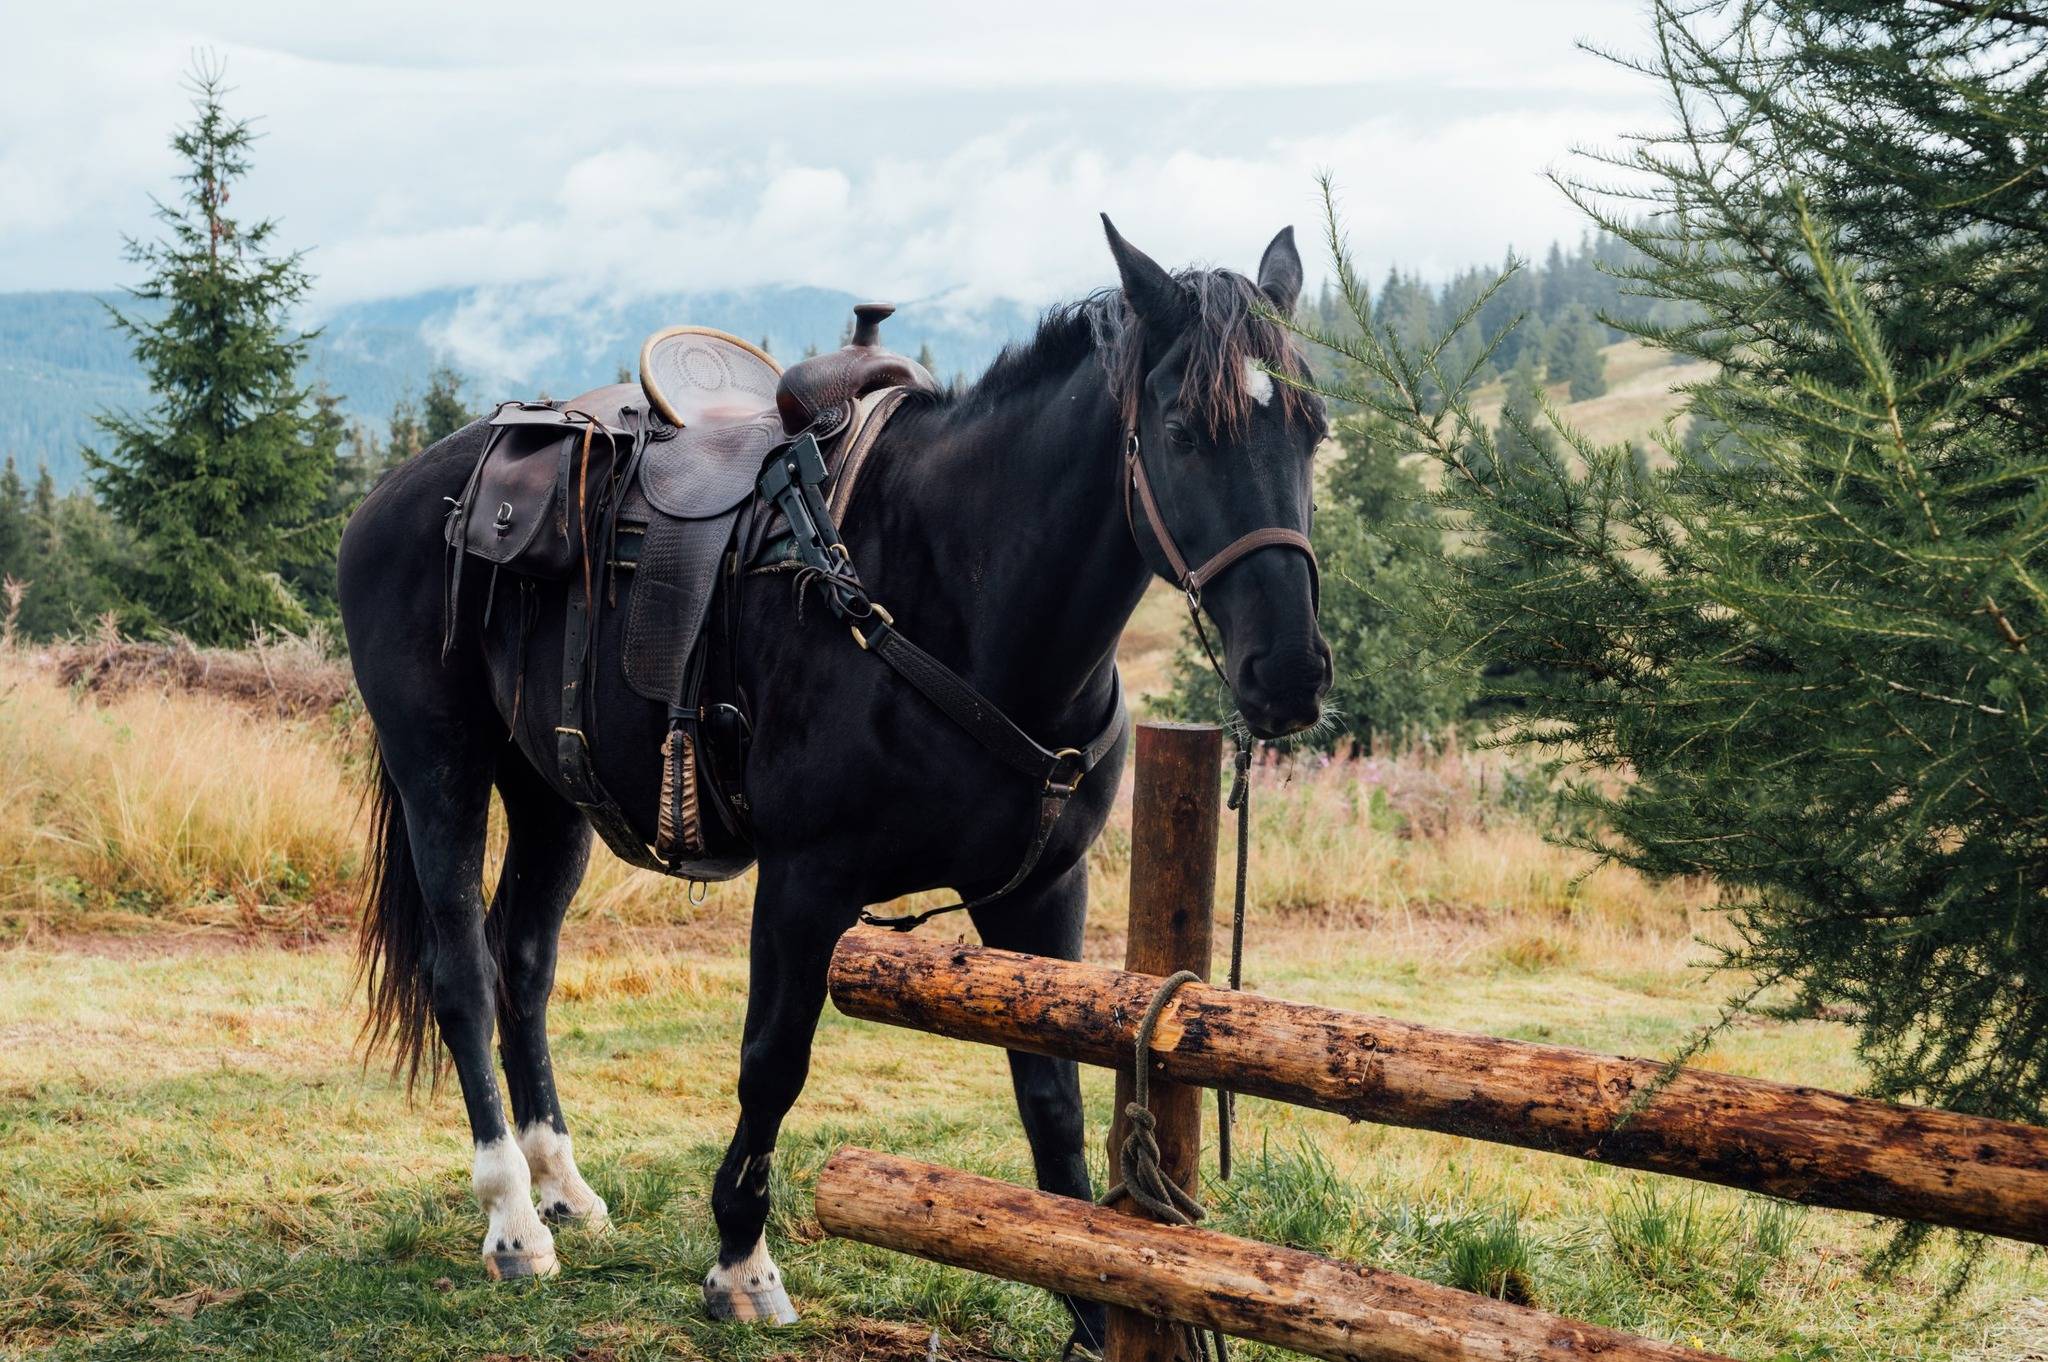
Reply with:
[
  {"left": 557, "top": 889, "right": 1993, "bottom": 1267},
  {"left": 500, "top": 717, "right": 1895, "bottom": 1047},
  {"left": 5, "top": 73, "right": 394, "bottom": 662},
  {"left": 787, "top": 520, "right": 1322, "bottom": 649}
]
[{"left": 859, "top": 366, "right": 1150, "bottom": 732}]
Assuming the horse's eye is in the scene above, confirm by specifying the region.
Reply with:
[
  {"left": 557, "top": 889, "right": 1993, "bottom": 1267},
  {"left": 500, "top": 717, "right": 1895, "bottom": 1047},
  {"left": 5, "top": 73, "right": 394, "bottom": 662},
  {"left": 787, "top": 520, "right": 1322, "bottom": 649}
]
[{"left": 1164, "top": 421, "right": 1196, "bottom": 452}]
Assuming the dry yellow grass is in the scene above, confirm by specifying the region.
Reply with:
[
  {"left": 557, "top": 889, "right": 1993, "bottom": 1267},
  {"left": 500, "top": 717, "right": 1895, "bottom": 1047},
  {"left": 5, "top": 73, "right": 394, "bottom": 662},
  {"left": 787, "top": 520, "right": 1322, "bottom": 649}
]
[
  {"left": 0, "top": 651, "right": 362, "bottom": 934},
  {"left": 0, "top": 648, "right": 1711, "bottom": 955},
  {"left": 1115, "top": 580, "right": 1189, "bottom": 706}
]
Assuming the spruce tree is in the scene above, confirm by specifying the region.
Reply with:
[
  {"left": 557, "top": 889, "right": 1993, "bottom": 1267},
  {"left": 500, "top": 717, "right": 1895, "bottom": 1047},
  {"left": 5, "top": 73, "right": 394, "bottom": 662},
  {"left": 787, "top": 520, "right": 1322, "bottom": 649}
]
[
  {"left": 420, "top": 365, "right": 474, "bottom": 444},
  {"left": 386, "top": 391, "right": 428, "bottom": 468},
  {"left": 85, "top": 59, "right": 338, "bottom": 643},
  {"left": 1301, "top": 0, "right": 2048, "bottom": 1166},
  {"left": 17, "top": 464, "right": 129, "bottom": 639},
  {"left": 1545, "top": 305, "right": 1608, "bottom": 400},
  {"left": 0, "top": 458, "right": 26, "bottom": 578}
]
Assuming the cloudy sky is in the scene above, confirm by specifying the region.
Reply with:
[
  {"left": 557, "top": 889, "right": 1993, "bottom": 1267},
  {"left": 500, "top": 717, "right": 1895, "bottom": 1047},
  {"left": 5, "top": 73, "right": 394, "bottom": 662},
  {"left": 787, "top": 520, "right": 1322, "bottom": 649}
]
[{"left": 3, "top": 1, "right": 1665, "bottom": 314}]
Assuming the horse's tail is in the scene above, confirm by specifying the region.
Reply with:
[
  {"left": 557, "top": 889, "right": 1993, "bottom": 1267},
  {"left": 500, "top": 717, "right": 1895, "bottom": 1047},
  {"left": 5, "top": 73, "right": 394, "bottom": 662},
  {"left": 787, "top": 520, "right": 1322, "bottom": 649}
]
[{"left": 357, "top": 752, "right": 437, "bottom": 1091}]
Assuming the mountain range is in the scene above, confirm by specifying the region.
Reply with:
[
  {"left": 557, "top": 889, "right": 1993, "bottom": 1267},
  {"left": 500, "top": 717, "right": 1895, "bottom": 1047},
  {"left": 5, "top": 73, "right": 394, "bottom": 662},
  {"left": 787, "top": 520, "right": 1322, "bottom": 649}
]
[{"left": 0, "top": 286, "right": 1042, "bottom": 489}]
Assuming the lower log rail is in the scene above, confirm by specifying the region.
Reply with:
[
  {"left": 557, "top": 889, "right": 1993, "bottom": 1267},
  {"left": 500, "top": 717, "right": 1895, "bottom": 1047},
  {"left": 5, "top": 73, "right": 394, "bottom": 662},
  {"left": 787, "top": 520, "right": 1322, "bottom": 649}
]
[
  {"left": 827, "top": 933, "right": 2048, "bottom": 1246},
  {"left": 817, "top": 1147, "right": 1732, "bottom": 1362}
]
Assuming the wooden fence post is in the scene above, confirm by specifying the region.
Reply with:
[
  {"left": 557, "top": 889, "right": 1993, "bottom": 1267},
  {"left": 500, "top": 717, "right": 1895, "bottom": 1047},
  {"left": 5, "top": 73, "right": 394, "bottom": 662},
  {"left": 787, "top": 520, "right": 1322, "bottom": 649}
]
[{"left": 1105, "top": 721, "right": 1222, "bottom": 1362}]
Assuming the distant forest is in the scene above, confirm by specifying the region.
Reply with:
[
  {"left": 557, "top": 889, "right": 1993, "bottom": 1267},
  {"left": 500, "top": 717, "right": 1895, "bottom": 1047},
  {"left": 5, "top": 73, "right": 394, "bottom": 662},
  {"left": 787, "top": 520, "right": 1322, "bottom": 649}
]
[{"left": 1307, "top": 231, "right": 1674, "bottom": 401}]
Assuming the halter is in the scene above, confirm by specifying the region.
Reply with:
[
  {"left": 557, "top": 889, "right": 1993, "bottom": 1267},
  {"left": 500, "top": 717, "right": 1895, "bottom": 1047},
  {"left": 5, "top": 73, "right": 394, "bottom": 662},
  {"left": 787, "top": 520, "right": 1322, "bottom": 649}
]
[{"left": 1122, "top": 421, "right": 1319, "bottom": 682}]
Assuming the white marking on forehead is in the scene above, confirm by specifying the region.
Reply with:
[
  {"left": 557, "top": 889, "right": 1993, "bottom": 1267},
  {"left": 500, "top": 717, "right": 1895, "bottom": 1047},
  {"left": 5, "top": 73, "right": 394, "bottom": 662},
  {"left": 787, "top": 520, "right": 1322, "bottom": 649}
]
[{"left": 1243, "top": 357, "right": 1275, "bottom": 407}]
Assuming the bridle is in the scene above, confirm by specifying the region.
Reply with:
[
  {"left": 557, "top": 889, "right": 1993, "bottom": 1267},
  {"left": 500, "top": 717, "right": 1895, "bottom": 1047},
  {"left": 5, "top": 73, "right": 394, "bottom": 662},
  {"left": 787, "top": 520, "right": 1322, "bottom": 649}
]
[{"left": 1121, "top": 419, "right": 1319, "bottom": 683}]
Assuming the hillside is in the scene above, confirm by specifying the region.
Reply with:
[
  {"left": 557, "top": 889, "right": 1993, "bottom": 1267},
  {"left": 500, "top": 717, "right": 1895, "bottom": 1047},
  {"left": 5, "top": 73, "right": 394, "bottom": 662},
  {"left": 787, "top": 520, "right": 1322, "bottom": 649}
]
[{"left": 1470, "top": 338, "right": 1711, "bottom": 448}]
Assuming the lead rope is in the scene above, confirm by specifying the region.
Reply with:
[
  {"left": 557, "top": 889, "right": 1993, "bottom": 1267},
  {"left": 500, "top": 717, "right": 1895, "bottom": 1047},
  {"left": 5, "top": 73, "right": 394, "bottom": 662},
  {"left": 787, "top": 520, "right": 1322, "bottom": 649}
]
[
  {"left": 1071, "top": 970, "right": 1227, "bottom": 1362},
  {"left": 1218, "top": 722, "right": 1252, "bottom": 1182},
  {"left": 1185, "top": 593, "right": 1257, "bottom": 1183}
]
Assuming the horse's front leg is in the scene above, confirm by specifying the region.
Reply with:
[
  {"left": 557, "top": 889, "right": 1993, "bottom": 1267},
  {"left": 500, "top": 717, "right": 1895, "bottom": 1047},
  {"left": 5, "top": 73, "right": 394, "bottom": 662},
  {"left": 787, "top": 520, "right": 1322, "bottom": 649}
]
[
  {"left": 969, "top": 859, "right": 1106, "bottom": 1354},
  {"left": 702, "top": 860, "right": 856, "bottom": 1324}
]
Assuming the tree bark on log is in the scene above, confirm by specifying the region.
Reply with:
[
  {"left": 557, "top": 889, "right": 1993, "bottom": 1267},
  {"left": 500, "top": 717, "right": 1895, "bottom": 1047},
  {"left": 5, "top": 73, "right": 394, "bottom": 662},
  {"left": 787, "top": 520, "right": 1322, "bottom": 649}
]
[
  {"left": 816, "top": 1147, "right": 1733, "bottom": 1362},
  {"left": 827, "top": 934, "right": 2048, "bottom": 1245}
]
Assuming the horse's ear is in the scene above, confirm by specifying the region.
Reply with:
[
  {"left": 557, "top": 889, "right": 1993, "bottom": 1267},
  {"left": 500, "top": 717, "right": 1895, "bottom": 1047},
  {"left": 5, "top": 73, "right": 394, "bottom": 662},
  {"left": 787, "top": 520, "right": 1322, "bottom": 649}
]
[
  {"left": 1257, "top": 226, "right": 1303, "bottom": 315},
  {"left": 1102, "top": 214, "right": 1186, "bottom": 332}
]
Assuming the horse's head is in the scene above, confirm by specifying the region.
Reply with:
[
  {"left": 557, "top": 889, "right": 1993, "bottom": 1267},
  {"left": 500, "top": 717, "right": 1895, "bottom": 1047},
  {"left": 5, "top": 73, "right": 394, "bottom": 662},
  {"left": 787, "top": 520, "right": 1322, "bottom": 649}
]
[{"left": 1102, "top": 216, "right": 1333, "bottom": 739}]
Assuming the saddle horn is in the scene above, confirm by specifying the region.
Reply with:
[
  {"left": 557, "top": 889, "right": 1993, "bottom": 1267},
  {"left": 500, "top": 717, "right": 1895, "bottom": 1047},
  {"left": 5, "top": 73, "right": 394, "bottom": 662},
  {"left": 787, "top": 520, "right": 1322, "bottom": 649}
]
[
  {"left": 851, "top": 302, "right": 893, "bottom": 347},
  {"left": 776, "top": 302, "right": 938, "bottom": 436}
]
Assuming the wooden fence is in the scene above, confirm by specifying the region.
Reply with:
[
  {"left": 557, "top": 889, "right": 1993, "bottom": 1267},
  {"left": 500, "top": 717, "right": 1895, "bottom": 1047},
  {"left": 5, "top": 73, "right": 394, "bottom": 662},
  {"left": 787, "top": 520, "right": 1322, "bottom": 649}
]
[{"left": 814, "top": 723, "right": 2048, "bottom": 1362}]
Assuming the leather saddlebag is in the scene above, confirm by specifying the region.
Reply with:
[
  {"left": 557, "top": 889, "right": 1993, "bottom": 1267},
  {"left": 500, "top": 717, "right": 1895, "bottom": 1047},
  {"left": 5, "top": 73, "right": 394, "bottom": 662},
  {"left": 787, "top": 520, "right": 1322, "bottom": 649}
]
[{"left": 446, "top": 400, "right": 635, "bottom": 580}]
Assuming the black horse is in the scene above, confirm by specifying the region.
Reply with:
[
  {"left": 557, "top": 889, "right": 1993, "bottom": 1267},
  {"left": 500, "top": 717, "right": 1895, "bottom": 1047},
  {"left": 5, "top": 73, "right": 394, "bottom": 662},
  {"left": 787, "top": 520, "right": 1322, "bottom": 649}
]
[{"left": 336, "top": 217, "right": 1330, "bottom": 1339}]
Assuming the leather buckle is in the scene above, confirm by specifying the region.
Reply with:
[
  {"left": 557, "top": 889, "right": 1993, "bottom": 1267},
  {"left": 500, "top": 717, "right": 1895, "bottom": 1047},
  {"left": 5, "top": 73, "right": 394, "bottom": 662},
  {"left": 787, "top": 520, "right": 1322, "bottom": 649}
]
[
  {"left": 850, "top": 602, "right": 896, "bottom": 651},
  {"left": 1047, "top": 747, "right": 1086, "bottom": 796}
]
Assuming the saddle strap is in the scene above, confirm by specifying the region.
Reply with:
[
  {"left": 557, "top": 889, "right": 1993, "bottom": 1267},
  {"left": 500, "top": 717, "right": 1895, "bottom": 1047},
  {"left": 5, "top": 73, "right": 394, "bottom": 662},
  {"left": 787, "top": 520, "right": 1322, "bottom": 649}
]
[
  {"left": 556, "top": 561, "right": 671, "bottom": 875},
  {"left": 853, "top": 618, "right": 1127, "bottom": 931},
  {"left": 856, "top": 617, "right": 1125, "bottom": 788}
]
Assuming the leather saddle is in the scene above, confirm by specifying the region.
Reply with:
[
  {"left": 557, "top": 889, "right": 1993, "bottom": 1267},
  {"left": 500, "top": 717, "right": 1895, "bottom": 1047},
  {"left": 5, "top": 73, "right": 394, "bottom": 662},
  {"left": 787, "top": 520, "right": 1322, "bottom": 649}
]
[{"left": 444, "top": 305, "right": 936, "bottom": 879}]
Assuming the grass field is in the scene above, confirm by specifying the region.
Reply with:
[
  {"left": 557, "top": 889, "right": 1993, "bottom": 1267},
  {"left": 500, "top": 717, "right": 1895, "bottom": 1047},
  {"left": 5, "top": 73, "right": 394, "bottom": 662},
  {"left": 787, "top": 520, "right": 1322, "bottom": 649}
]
[{"left": 3, "top": 647, "right": 2045, "bottom": 1361}]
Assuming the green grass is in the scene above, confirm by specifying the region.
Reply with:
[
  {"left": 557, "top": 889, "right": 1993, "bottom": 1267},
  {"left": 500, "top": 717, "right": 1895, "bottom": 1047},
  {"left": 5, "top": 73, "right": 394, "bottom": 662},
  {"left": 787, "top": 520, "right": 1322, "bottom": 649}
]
[{"left": 4, "top": 928, "right": 2043, "bottom": 1362}]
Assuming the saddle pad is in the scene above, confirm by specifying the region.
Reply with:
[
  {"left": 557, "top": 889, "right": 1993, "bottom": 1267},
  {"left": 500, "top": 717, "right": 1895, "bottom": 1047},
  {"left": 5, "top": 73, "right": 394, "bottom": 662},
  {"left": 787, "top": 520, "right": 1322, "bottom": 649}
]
[
  {"left": 623, "top": 505, "right": 743, "bottom": 705},
  {"left": 639, "top": 327, "right": 781, "bottom": 428},
  {"left": 638, "top": 413, "right": 785, "bottom": 520}
]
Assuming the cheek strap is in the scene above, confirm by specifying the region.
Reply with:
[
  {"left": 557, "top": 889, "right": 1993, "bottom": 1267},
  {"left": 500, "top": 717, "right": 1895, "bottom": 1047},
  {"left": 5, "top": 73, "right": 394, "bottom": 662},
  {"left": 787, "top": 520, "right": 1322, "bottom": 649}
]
[{"left": 1122, "top": 429, "right": 1319, "bottom": 606}]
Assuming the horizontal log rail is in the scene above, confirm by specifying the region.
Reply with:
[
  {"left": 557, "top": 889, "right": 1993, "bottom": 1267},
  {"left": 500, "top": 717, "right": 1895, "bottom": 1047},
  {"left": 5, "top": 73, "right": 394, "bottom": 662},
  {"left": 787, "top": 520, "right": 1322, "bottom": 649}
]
[
  {"left": 828, "top": 932, "right": 2048, "bottom": 1245},
  {"left": 817, "top": 1148, "right": 1732, "bottom": 1362}
]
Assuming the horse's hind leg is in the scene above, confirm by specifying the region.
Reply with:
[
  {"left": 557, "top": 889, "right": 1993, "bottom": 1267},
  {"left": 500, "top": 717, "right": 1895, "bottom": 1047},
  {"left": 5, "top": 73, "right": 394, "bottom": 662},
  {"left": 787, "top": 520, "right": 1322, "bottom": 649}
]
[
  {"left": 489, "top": 751, "right": 607, "bottom": 1228},
  {"left": 380, "top": 730, "right": 559, "bottom": 1281}
]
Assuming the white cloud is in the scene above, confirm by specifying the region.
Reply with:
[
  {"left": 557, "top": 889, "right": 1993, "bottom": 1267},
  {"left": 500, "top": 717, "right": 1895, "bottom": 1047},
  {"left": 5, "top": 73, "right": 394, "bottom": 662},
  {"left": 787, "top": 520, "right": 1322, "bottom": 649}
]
[{"left": 0, "top": 0, "right": 1667, "bottom": 312}]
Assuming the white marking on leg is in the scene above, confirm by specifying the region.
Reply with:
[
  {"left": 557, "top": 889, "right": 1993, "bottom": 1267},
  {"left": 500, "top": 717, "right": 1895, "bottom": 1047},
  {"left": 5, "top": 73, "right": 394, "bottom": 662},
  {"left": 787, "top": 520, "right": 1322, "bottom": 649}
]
[
  {"left": 1243, "top": 357, "right": 1275, "bottom": 406},
  {"left": 473, "top": 1136, "right": 557, "bottom": 1272},
  {"left": 518, "top": 1121, "right": 609, "bottom": 1227},
  {"left": 704, "top": 1233, "right": 786, "bottom": 1300}
]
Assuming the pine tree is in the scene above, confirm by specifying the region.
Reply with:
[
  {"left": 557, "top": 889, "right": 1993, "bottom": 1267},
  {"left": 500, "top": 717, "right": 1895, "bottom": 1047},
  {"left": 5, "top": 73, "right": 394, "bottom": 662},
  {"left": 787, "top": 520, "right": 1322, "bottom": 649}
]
[
  {"left": 15, "top": 463, "right": 129, "bottom": 639},
  {"left": 387, "top": 392, "right": 427, "bottom": 467},
  {"left": 30, "top": 465, "right": 56, "bottom": 542},
  {"left": 1488, "top": 354, "right": 1557, "bottom": 475},
  {"left": 1305, "top": 0, "right": 2048, "bottom": 1161},
  {"left": 286, "top": 386, "right": 355, "bottom": 617},
  {"left": 1545, "top": 305, "right": 1607, "bottom": 400},
  {"left": 420, "top": 365, "right": 474, "bottom": 443},
  {"left": 84, "top": 59, "right": 338, "bottom": 643},
  {"left": 915, "top": 341, "right": 937, "bottom": 374},
  {"left": 0, "top": 458, "right": 26, "bottom": 577}
]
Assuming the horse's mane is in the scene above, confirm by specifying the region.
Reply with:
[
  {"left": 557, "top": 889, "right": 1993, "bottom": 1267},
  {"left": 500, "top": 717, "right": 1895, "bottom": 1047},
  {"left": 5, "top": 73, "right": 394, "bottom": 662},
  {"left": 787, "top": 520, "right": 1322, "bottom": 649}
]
[{"left": 940, "top": 268, "right": 1324, "bottom": 440}]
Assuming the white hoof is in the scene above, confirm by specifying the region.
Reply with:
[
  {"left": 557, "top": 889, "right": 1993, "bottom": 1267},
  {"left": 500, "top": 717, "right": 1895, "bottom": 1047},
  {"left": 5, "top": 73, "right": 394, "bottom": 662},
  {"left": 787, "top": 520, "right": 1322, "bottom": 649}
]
[
  {"left": 518, "top": 1122, "right": 610, "bottom": 1230},
  {"left": 702, "top": 1235, "right": 798, "bottom": 1324},
  {"left": 473, "top": 1135, "right": 558, "bottom": 1281}
]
